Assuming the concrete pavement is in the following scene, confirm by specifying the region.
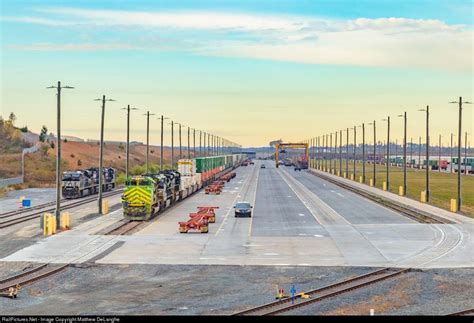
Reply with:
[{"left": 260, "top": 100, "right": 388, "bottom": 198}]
[{"left": 1, "top": 160, "right": 472, "bottom": 268}]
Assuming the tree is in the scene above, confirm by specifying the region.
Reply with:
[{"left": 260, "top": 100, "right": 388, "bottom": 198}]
[
  {"left": 8, "top": 112, "right": 16, "bottom": 125},
  {"left": 39, "top": 126, "right": 48, "bottom": 142},
  {"left": 64, "top": 138, "right": 68, "bottom": 143},
  {"left": 20, "top": 126, "right": 28, "bottom": 133}
]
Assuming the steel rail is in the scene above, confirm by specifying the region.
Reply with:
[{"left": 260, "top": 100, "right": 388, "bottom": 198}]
[
  {"left": 0, "top": 264, "right": 69, "bottom": 293},
  {"left": 233, "top": 268, "right": 409, "bottom": 316},
  {"left": 0, "top": 190, "right": 123, "bottom": 229}
]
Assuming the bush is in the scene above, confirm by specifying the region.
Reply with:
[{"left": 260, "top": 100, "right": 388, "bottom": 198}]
[
  {"left": 116, "top": 172, "right": 126, "bottom": 185},
  {"left": 70, "top": 154, "right": 75, "bottom": 158},
  {"left": 77, "top": 159, "right": 82, "bottom": 166}
]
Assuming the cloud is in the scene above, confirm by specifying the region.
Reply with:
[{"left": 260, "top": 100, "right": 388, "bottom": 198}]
[
  {"left": 7, "top": 43, "right": 140, "bottom": 51},
  {"left": 3, "top": 8, "right": 472, "bottom": 71}
]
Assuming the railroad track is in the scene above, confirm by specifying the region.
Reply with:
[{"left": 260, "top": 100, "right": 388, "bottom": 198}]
[
  {"left": 0, "top": 264, "right": 68, "bottom": 295},
  {"left": 104, "top": 220, "right": 143, "bottom": 235},
  {"left": 448, "top": 309, "right": 474, "bottom": 316},
  {"left": 233, "top": 268, "right": 410, "bottom": 316},
  {"left": 0, "top": 187, "right": 124, "bottom": 219},
  {"left": 307, "top": 170, "right": 451, "bottom": 224},
  {"left": 0, "top": 189, "right": 123, "bottom": 229}
]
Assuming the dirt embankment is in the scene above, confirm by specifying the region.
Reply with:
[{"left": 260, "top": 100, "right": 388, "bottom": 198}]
[{"left": 2, "top": 141, "right": 194, "bottom": 187}]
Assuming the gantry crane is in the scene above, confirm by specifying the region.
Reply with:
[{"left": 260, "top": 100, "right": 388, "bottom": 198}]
[{"left": 275, "top": 143, "right": 309, "bottom": 168}]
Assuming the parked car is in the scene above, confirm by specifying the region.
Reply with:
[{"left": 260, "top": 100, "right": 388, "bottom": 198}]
[
  {"left": 294, "top": 167, "right": 301, "bottom": 171},
  {"left": 234, "top": 202, "right": 253, "bottom": 217},
  {"left": 260, "top": 164, "right": 266, "bottom": 169}
]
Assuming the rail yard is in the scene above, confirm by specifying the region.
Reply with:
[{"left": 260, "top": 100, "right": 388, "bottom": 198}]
[
  {"left": 1, "top": 1, "right": 474, "bottom": 318},
  {"left": 0, "top": 158, "right": 473, "bottom": 315}
]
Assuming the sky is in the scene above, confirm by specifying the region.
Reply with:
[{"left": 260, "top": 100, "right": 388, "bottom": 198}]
[{"left": 0, "top": 0, "right": 472, "bottom": 147}]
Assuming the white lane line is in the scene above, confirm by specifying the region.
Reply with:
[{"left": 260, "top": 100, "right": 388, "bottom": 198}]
[
  {"left": 337, "top": 193, "right": 344, "bottom": 197},
  {"left": 247, "top": 162, "right": 261, "bottom": 237},
  {"left": 214, "top": 170, "right": 253, "bottom": 237},
  {"left": 263, "top": 253, "right": 279, "bottom": 256}
]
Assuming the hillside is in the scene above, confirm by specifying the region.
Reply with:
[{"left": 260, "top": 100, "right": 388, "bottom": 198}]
[{"left": 2, "top": 139, "right": 196, "bottom": 187}]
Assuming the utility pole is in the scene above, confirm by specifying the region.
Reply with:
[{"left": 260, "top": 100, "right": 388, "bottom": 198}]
[
  {"left": 362, "top": 124, "right": 366, "bottom": 183},
  {"left": 178, "top": 123, "right": 183, "bottom": 160},
  {"left": 199, "top": 131, "right": 202, "bottom": 157},
  {"left": 143, "top": 111, "right": 155, "bottom": 173},
  {"left": 419, "top": 106, "right": 430, "bottom": 201},
  {"left": 367, "top": 121, "right": 376, "bottom": 185},
  {"left": 410, "top": 137, "right": 413, "bottom": 169},
  {"left": 193, "top": 128, "right": 196, "bottom": 158},
  {"left": 170, "top": 121, "right": 174, "bottom": 169},
  {"left": 47, "top": 81, "right": 74, "bottom": 228},
  {"left": 159, "top": 115, "right": 169, "bottom": 171},
  {"left": 203, "top": 132, "right": 207, "bottom": 157},
  {"left": 345, "top": 128, "right": 349, "bottom": 176},
  {"left": 449, "top": 98, "right": 472, "bottom": 210},
  {"left": 353, "top": 126, "right": 357, "bottom": 178},
  {"left": 382, "top": 116, "right": 390, "bottom": 190},
  {"left": 324, "top": 135, "right": 327, "bottom": 171},
  {"left": 187, "top": 126, "right": 190, "bottom": 159},
  {"left": 398, "top": 112, "right": 407, "bottom": 195},
  {"left": 339, "top": 130, "right": 342, "bottom": 175},
  {"left": 95, "top": 95, "right": 115, "bottom": 214},
  {"left": 121, "top": 105, "right": 137, "bottom": 180},
  {"left": 330, "top": 133, "right": 333, "bottom": 172}
]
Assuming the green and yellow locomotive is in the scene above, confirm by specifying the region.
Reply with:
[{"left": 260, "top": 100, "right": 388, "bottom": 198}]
[{"left": 122, "top": 171, "right": 181, "bottom": 220}]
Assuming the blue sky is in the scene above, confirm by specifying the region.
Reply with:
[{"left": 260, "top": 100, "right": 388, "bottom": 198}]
[{"left": 0, "top": 0, "right": 472, "bottom": 146}]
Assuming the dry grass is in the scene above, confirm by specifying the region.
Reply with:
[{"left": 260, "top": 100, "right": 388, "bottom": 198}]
[
  {"left": 312, "top": 159, "right": 474, "bottom": 216},
  {"left": 321, "top": 275, "right": 419, "bottom": 315}
]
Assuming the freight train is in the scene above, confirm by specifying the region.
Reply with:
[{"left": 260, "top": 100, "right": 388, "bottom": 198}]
[
  {"left": 122, "top": 154, "right": 245, "bottom": 220},
  {"left": 61, "top": 167, "right": 116, "bottom": 199}
]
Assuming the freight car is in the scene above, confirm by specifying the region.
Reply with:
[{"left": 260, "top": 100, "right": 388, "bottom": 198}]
[
  {"left": 122, "top": 154, "right": 245, "bottom": 221},
  {"left": 61, "top": 167, "right": 116, "bottom": 199}
]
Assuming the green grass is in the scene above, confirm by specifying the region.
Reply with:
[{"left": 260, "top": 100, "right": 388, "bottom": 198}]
[{"left": 310, "top": 159, "right": 474, "bottom": 217}]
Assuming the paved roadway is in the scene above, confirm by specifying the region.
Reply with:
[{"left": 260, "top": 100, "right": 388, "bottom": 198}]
[{"left": 2, "top": 160, "right": 472, "bottom": 268}]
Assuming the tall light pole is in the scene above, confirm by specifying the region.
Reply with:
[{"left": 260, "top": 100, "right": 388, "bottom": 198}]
[
  {"left": 367, "top": 121, "right": 375, "bottom": 185},
  {"left": 187, "top": 127, "right": 191, "bottom": 159},
  {"left": 419, "top": 106, "right": 430, "bottom": 202},
  {"left": 339, "top": 130, "right": 342, "bottom": 175},
  {"left": 121, "top": 105, "right": 138, "bottom": 180},
  {"left": 47, "top": 81, "right": 74, "bottom": 228},
  {"left": 324, "top": 134, "right": 328, "bottom": 171},
  {"left": 398, "top": 112, "right": 407, "bottom": 195},
  {"left": 95, "top": 95, "right": 115, "bottom": 214},
  {"left": 159, "top": 115, "right": 169, "bottom": 171},
  {"left": 199, "top": 130, "right": 202, "bottom": 157},
  {"left": 362, "top": 124, "right": 366, "bottom": 183},
  {"left": 450, "top": 97, "right": 471, "bottom": 211},
  {"left": 169, "top": 121, "right": 174, "bottom": 169},
  {"left": 345, "top": 128, "right": 349, "bottom": 176},
  {"left": 177, "top": 123, "right": 183, "bottom": 160},
  {"left": 382, "top": 116, "right": 390, "bottom": 190},
  {"left": 330, "top": 133, "right": 333, "bottom": 172},
  {"left": 193, "top": 128, "right": 196, "bottom": 158},
  {"left": 353, "top": 126, "right": 357, "bottom": 178},
  {"left": 410, "top": 137, "right": 413, "bottom": 168},
  {"left": 143, "top": 111, "right": 155, "bottom": 173}
]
